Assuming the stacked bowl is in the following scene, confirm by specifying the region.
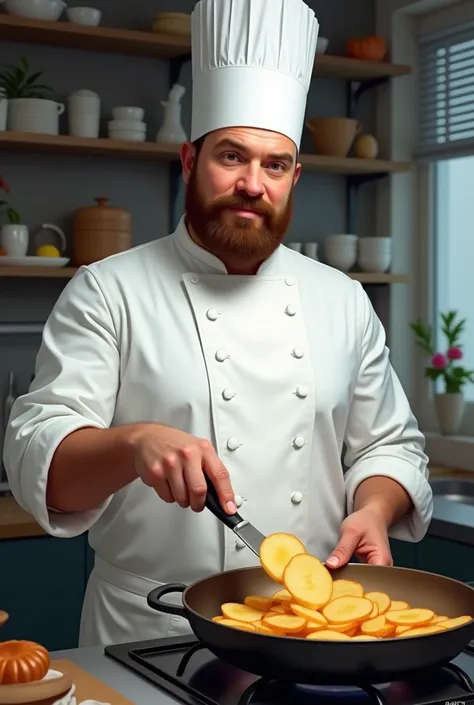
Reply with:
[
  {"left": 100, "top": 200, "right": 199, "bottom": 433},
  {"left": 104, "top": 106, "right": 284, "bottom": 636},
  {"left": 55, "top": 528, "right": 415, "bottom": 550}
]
[
  {"left": 324, "top": 234, "right": 358, "bottom": 272},
  {"left": 108, "top": 106, "right": 146, "bottom": 142}
]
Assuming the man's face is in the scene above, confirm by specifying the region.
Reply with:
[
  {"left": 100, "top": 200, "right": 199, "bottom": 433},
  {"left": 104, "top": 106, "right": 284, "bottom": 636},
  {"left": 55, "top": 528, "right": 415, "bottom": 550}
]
[{"left": 182, "top": 127, "right": 301, "bottom": 270}]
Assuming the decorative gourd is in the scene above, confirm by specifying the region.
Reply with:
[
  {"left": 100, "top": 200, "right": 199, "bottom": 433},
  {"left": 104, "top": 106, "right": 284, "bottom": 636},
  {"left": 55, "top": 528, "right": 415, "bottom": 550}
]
[
  {"left": 0, "top": 641, "right": 50, "bottom": 685},
  {"left": 346, "top": 36, "right": 387, "bottom": 62},
  {"left": 354, "top": 133, "right": 379, "bottom": 159}
]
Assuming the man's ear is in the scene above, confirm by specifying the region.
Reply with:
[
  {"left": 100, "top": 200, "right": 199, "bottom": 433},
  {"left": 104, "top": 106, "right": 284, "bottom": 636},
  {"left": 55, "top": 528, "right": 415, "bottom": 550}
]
[{"left": 181, "top": 142, "right": 196, "bottom": 184}]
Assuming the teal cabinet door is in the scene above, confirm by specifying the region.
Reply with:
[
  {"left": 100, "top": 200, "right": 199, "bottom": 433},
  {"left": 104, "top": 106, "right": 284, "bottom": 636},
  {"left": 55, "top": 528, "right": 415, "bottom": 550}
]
[
  {"left": 0, "top": 534, "right": 87, "bottom": 651},
  {"left": 416, "top": 535, "right": 474, "bottom": 582},
  {"left": 389, "top": 538, "right": 418, "bottom": 569}
]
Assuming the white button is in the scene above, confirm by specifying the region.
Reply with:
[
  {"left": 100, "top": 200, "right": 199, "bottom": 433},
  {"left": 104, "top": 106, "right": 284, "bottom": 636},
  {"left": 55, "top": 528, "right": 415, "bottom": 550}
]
[
  {"left": 285, "top": 304, "right": 297, "bottom": 316},
  {"left": 291, "top": 491, "right": 303, "bottom": 504},
  {"left": 285, "top": 277, "right": 296, "bottom": 286},
  {"left": 222, "top": 388, "right": 235, "bottom": 401},
  {"left": 293, "top": 436, "right": 305, "bottom": 449},
  {"left": 190, "top": 275, "right": 199, "bottom": 284},
  {"left": 206, "top": 308, "right": 219, "bottom": 321},
  {"left": 235, "top": 539, "right": 245, "bottom": 550},
  {"left": 227, "top": 437, "right": 240, "bottom": 451},
  {"left": 295, "top": 385, "right": 308, "bottom": 398},
  {"left": 235, "top": 495, "right": 243, "bottom": 508},
  {"left": 215, "top": 349, "right": 229, "bottom": 362},
  {"left": 292, "top": 347, "right": 305, "bottom": 359}
]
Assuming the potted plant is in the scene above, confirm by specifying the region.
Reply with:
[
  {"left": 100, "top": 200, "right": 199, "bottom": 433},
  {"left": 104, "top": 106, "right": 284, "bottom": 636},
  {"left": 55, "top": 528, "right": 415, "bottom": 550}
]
[
  {"left": 0, "top": 55, "right": 64, "bottom": 135},
  {"left": 410, "top": 310, "right": 474, "bottom": 435},
  {"left": 0, "top": 175, "right": 28, "bottom": 257}
]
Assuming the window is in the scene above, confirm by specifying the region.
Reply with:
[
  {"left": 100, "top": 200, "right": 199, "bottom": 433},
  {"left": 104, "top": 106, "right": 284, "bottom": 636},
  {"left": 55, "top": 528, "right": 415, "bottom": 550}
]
[{"left": 415, "top": 11, "right": 474, "bottom": 437}]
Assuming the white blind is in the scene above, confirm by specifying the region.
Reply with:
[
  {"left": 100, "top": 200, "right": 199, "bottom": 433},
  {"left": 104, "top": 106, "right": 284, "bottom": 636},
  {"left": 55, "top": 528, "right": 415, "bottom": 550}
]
[{"left": 417, "top": 21, "right": 474, "bottom": 161}]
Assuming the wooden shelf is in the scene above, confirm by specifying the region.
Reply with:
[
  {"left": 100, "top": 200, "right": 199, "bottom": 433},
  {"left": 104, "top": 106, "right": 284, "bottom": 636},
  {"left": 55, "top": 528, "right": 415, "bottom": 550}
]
[
  {"left": 0, "top": 266, "right": 409, "bottom": 284},
  {"left": 0, "top": 14, "right": 190, "bottom": 59},
  {"left": 0, "top": 132, "right": 412, "bottom": 175},
  {"left": 0, "top": 15, "right": 410, "bottom": 81}
]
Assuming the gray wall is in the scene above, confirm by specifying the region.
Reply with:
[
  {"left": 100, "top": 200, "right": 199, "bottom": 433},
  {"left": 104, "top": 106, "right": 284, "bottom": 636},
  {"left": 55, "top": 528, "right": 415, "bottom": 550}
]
[{"left": 0, "top": 0, "right": 377, "bottom": 439}]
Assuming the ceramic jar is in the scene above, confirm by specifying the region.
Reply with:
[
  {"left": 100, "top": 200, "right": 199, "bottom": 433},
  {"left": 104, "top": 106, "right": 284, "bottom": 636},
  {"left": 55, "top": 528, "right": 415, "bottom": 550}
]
[{"left": 72, "top": 197, "right": 132, "bottom": 266}]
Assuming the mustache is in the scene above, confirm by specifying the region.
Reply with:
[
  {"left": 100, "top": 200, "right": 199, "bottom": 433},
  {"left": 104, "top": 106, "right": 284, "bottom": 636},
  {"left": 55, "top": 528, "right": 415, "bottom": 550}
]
[{"left": 212, "top": 195, "right": 273, "bottom": 218}]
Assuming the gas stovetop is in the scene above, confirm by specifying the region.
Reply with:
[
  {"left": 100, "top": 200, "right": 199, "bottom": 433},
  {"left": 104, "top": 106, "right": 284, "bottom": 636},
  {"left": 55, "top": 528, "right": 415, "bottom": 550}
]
[{"left": 105, "top": 634, "right": 474, "bottom": 705}]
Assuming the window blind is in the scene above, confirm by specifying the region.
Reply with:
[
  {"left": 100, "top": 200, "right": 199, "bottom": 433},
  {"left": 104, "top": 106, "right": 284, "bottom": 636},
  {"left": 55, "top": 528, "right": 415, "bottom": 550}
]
[{"left": 417, "top": 20, "right": 474, "bottom": 161}]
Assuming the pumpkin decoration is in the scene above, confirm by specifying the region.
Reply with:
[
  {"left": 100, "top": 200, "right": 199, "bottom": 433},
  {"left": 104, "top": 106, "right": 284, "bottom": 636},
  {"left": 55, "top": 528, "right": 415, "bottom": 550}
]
[
  {"left": 346, "top": 36, "right": 387, "bottom": 62},
  {"left": 0, "top": 641, "right": 50, "bottom": 685}
]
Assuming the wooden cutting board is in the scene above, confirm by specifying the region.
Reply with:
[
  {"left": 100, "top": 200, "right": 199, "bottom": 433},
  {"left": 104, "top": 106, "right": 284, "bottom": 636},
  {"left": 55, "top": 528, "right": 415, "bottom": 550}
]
[{"left": 51, "top": 660, "right": 135, "bottom": 705}]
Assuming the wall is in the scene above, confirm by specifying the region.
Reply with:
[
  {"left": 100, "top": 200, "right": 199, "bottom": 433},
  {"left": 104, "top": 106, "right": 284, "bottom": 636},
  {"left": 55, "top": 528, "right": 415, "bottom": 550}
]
[{"left": 0, "top": 0, "right": 377, "bottom": 452}]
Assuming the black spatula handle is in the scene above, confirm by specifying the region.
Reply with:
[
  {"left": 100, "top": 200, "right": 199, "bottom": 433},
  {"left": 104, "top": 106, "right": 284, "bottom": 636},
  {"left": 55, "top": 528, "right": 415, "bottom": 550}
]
[{"left": 205, "top": 473, "right": 243, "bottom": 530}]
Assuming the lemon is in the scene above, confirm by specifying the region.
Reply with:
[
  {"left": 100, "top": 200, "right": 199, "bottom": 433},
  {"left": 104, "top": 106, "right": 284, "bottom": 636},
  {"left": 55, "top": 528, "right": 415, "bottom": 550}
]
[{"left": 36, "top": 244, "right": 60, "bottom": 258}]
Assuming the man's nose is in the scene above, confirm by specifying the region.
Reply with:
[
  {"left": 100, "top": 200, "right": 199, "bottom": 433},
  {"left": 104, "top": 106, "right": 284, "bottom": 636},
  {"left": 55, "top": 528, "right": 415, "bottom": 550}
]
[{"left": 236, "top": 165, "right": 265, "bottom": 198}]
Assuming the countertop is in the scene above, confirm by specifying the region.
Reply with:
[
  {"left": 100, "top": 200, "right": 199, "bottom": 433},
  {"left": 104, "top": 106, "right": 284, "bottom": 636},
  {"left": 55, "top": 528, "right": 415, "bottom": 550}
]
[
  {"left": 50, "top": 645, "right": 177, "bottom": 705},
  {"left": 0, "top": 464, "right": 473, "bottom": 541}
]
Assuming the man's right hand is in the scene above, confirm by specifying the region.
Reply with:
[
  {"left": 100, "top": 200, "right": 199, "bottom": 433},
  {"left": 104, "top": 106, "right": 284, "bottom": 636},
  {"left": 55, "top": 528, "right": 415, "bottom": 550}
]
[{"left": 130, "top": 424, "right": 237, "bottom": 514}]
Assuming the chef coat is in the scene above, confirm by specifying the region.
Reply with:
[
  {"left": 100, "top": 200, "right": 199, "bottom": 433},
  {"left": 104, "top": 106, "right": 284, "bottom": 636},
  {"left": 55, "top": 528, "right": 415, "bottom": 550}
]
[{"left": 3, "top": 217, "right": 433, "bottom": 647}]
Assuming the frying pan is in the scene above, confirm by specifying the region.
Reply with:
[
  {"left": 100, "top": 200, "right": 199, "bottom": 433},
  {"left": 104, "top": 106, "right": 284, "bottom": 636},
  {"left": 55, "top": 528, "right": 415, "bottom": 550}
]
[{"left": 147, "top": 484, "right": 474, "bottom": 685}]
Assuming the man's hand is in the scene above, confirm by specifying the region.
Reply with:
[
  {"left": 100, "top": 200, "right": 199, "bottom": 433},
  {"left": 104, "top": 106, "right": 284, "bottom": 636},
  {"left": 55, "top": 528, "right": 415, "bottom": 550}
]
[
  {"left": 130, "top": 424, "right": 237, "bottom": 514},
  {"left": 325, "top": 507, "right": 393, "bottom": 568}
]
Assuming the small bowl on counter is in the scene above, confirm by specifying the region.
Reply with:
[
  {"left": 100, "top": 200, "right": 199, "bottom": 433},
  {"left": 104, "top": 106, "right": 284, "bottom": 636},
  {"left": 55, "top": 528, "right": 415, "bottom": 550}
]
[
  {"left": 66, "top": 6, "right": 101, "bottom": 25},
  {"left": 108, "top": 120, "right": 146, "bottom": 142}
]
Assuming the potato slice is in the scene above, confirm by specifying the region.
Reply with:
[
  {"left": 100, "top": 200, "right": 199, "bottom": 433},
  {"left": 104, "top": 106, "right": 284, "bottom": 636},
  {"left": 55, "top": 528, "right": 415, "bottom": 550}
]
[
  {"left": 283, "top": 553, "right": 333, "bottom": 609},
  {"left": 306, "top": 629, "right": 352, "bottom": 640},
  {"left": 304, "top": 621, "right": 327, "bottom": 633},
  {"left": 263, "top": 614, "right": 307, "bottom": 634},
  {"left": 221, "top": 603, "right": 266, "bottom": 623},
  {"left": 352, "top": 634, "right": 379, "bottom": 640},
  {"left": 259, "top": 533, "right": 307, "bottom": 583},
  {"left": 390, "top": 600, "right": 410, "bottom": 611},
  {"left": 436, "top": 615, "right": 472, "bottom": 629},
  {"left": 395, "top": 625, "right": 412, "bottom": 635},
  {"left": 401, "top": 624, "right": 446, "bottom": 637},
  {"left": 368, "top": 602, "right": 379, "bottom": 619},
  {"left": 253, "top": 621, "right": 274, "bottom": 635},
  {"left": 289, "top": 604, "right": 327, "bottom": 625},
  {"left": 244, "top": 595, "right": 272, "bottom": 611},
  {"left": 270, "top": 604, "right": 288, "bottom": 614},
  {"left": 322, "top": 596, "right": 373, "bottom": 624},
  {"left": 212, "top": 616, "right": 225, "bottom": 623},
  {"left": 325, "top": 620, "right": 357, "bottom": 633},
  {"left": 331, "top": 579, "right": 364, "bottom": 599},
  {"left": 359, "top": 615, "right": 394, "bottom": 638},
  {"left": 432, "top": 615, "right": 448, "bottom": 624},
  {"left": 364, "top": 591, "right": 391, "bottom": 615},
  {"left": 385, "top": 608, "right": 435, "bottom": 626},
  {"left": 219, "top": 619, "right": 257, "bottom": 632},
  {"left": 271, "top": 589, "right": 293, "bottom": 604}
]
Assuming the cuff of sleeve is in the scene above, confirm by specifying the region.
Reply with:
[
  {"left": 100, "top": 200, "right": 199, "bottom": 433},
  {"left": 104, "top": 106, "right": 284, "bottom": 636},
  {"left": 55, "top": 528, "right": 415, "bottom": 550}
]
[
  {"left": 19, "top": 416, "right": 112, "bottom": 538},
  {"left": 344, "top": 457, "right": 433, "bottom": 543}
]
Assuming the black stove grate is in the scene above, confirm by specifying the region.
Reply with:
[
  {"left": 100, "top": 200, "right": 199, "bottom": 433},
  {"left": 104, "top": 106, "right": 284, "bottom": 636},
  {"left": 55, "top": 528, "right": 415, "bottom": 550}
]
[{"left": 105, "top": 635, "right": 474, "bottom": 705}]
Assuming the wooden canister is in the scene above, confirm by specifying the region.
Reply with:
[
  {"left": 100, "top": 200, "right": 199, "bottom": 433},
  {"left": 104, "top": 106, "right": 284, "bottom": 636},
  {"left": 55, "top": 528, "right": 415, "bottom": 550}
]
[{"left": 72, "top": 197, "right": 132, "bottom": 266}]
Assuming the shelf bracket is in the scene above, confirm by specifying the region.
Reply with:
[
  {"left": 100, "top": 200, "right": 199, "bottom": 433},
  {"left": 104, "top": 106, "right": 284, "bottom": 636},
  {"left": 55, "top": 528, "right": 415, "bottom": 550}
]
[
  {"left": 346, "top": 172, "right": 387, "bottom": 235},
  {"left": 167, "top": 52, "right": 192, "bottom": 232},
  {"left": 346, "top": 77, "right": 388, "bottom": 119}
]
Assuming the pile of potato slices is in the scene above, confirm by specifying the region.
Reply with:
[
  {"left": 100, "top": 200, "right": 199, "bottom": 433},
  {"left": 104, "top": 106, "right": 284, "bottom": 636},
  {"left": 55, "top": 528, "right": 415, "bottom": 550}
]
[{"left": 211, "top": 533, "right": 472, "bottom": 640}]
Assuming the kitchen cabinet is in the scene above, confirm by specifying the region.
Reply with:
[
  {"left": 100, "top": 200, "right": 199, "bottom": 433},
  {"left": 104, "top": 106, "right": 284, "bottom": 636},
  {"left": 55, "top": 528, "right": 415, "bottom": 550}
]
[
  {"left": 0, "top": 534, "right": 88, "bottom": 650},
  {"left": 416, "top": 535, "right": 474, "bottom": 583}
]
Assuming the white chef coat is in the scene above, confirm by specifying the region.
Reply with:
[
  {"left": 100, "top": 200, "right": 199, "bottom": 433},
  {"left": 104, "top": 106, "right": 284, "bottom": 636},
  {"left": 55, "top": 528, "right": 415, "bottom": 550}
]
[{"left": 3, "top": 216, "right": 433, "bottom": 647}]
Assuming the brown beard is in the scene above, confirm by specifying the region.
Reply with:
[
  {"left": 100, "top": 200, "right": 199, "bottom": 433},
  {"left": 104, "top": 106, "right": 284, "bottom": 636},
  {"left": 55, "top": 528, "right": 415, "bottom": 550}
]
[{"left": 184, "top": 161, "right": 294, "bottom": 267}]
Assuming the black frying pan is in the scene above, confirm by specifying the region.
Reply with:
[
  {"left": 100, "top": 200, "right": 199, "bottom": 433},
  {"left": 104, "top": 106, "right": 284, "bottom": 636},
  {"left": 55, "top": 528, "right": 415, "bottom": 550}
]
[{"left": 147, "top": 482, "right": 474, "bottom": 685}]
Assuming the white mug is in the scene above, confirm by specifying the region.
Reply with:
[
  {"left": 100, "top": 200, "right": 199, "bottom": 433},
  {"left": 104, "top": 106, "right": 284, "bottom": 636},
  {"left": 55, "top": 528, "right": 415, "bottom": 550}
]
[
  {"left": 303, "top": 242, "right": 318, "bottom": 260},
  {"left": 1, "top": 224, "right": 29, "bottom": 256}
]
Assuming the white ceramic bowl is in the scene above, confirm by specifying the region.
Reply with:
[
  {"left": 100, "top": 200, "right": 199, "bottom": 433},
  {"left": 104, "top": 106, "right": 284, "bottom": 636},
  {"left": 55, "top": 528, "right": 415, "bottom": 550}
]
[
  {"left": 2, "top": 0, "right": 65, "bottom": 20},
  {"left": 108, "top": 119, "right": 146, "bottom": 132},
  {"left": 109, "top": 129, "right": 146, "bottom": 142},
  {"left": 112, "top": 106, "right": 145, "bottom": 122},
  {"left": 325, "top": 234, "right": 358, "bottom": 246},
  {"left": 66, "top": 7, "right": 101, "bottom": 25}
]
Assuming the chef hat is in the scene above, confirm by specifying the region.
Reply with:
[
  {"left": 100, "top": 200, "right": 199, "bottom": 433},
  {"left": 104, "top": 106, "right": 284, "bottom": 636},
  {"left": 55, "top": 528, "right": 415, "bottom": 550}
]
[{"left": 190, "top": 0, "right": 319, "bottom": 150}]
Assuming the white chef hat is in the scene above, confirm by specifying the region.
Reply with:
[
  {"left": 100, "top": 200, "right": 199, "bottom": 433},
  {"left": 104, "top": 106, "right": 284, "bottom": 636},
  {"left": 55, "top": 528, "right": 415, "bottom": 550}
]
[{"left": 190, "top": 0, "right": 319, "bottom": 151}]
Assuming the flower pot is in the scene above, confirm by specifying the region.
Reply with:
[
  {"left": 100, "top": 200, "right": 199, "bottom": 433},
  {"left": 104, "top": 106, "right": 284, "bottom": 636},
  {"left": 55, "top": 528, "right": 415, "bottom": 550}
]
[
  {"left": 7, "top": 98, "right": 65, "bottom": 135},
  {"left": 434, "top": 392, "right": 465, "bottom": 435},
  {"left": 1, "top": 223, "right": 29, "bottom": 256}
]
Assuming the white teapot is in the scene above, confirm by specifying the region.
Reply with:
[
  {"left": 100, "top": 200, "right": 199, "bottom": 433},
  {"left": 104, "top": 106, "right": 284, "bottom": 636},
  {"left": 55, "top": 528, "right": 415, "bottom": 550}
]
[{"left": 0, "top": 0, "right": 66, "bottom": 21}]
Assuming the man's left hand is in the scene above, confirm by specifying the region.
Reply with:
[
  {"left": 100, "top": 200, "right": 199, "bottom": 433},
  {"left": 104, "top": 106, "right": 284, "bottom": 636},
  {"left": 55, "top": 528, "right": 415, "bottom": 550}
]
[{"left": 325, "top": 507, "right": 393, "bottom": 568}]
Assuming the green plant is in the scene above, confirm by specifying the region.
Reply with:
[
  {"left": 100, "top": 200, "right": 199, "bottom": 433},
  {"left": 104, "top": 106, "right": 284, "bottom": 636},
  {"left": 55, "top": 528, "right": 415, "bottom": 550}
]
[
  {"left": 0, "top": 175, "right": 21, "bottom": 225},
  {"left": 410, "top": 310, "right": 474, "bottom": 393},
  {"left": 0, "top": 55, "right": 53, "bottom": 100}
]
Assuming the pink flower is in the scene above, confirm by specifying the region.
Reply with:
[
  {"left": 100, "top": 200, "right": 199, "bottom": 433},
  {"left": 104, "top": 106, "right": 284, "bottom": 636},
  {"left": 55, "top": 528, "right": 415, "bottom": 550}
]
[
  {"left": 447, "top": 346, "right": 463, "bottom": 360},
  {"left": 0, "top": 176, "right": 10, "bottom": 193},
  {"left": 431, "top": 353, "right": 446, "bottom": 369}
]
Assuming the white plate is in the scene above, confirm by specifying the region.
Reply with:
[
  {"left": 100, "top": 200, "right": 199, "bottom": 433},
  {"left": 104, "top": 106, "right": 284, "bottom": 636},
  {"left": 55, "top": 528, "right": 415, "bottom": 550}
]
[{"left": 0, "top": 256, "right": 70, "bottom": 267}]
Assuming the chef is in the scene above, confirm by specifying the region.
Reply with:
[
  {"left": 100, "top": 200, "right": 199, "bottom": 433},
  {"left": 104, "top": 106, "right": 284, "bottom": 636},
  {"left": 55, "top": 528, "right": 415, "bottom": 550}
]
[{"left": 3, "top": 0, "right": 433, "bottom": 648}]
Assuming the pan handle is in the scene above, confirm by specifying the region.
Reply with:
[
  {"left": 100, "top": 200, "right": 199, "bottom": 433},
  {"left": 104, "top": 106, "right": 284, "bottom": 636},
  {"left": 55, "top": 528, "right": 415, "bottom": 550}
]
[
  {"left": 205, "top": 473, "right": 243, "bottom": 530},
  {"left": 147, "top": 583, "right": 187, "bottom": 619}
]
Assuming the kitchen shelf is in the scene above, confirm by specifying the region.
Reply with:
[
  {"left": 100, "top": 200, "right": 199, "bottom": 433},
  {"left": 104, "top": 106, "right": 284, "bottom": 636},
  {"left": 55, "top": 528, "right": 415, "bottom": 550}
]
[
  {"left": 0, "top": 132, "right": 412, "bottom": 175},
  {"left": 0, "top": 266, "right": 410, "bottom": 284},
  {"left": 0, "top": 15, "right": 411, "bottom": 81}
]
